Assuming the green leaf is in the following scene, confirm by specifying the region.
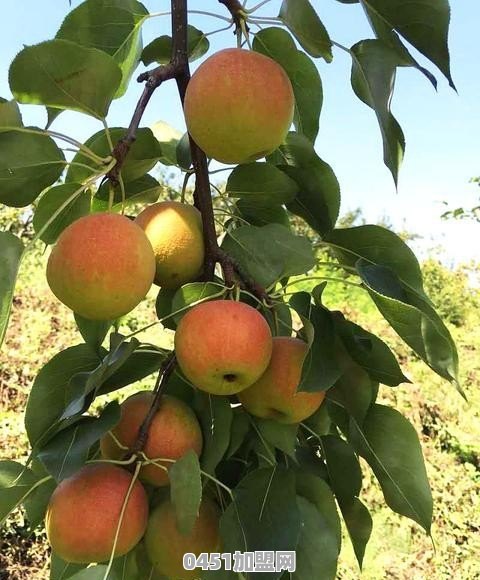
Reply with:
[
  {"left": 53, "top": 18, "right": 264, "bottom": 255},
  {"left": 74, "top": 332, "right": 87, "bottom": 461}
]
[
  {"left": 33, "top": 183, "right": 90, "bottom": 244},
  {"left": 37, "top": 402, "right": 121, "bottom": 481},
  {"left": 194, "top": 393, "right": 233, "bottom": 476},
  {"left": 9, "top": 40, "right": 122, "bottom": 119},
  {"left": 227, "top": 409, "right": 251, "bottom": 459},
  {"left": 25, "top": 344, "right": 102, "bottom": 447},
  {"left": 46, "top": 107, "right": 63, "bottom": 129},
  {"left": 169, "top": 450, "right": 202, "bottom": 536},
  {"left": 254, "top": 419, "right": 298, "bottom": 458},
  {"left": 289, "top": 292, "right": 344, "bottom": 393},
  {"left": 253, "top": 27, "right": 322, "bottom": 142},
  {"left": 295, "top": 473, "right": 341, "bottom": 579},
  {"left": 50, "top": 553, "right": 86, "bottom": 580},
  {"left": 320, "top": 435, "right": 362, "bottom": 503},
  {"left": 176, "top": 132, "right": 192, "bottom": 170},
  {"left": 93, "top": 174, "right": 162, "bottom": 212},
  {"left": 155, "top": 287, "right": 177, "bottom": 330},
  {"left": 142, "top": 25, "right": 209, "bottom": 65},
  {"left": 56, "top": 0, "right": 149, "bottom": 98},
  {"left": 74, "top": 314, "right": 112, "bottom": 354},
  {"left": 296, "top": 473, "right": 340, "bottom": 545},
  {"left": 304, "top": 404, "right": 331, "bottom": 437},
  {"left": 314, "top": 420, "right": 372, "bottom": 569},
  {"left": 333, "top": 313, "right": 409, "bottom": 386},
  {"left": 97, "top": 344, "right": 166, "bottom": 395},
  {"left": 118, "top": 542, "right": 164, "bottom": 580},
  {"left": 340, "top": 497, "right": 372, "bottom": 569},
  {"left": 326, "top": 400, "right": 350, "bottom": 435},
  {"left": 273, "top": 132, "right": 340, "bottom": 236},
  {"left": 363, "top": 6, "right": 437, "bottom": 87},
  {"left": 326, "top": 224, "right": 424, "bottom": 295},
  {"left": 326, "top": 355, "right": 378, "bottom": 424},
  {"left": 236, "top": 199, "right": 291, "bottom": 229},
  {"left": 262, "top": 300, "right": 293, "bottom": 337},
  {"left": 66, "top": 127, "right": 161, "bottom": 183},
  {"left": 150, "top": 120, "right": 183, "bottom": 166},
  {"left": 68, "top": 567, "right": 111, "bottom": 580},
  {"left": 23, "top": 466, "right": 56, "bottom": 529},
  {"left": 294, "top": 447, "right": 328, "bottom": 480},
  {"left": 350, "top": 40, "right": 405, "bottom": 186},
  {"left": 226, "top": 162, "right": 298, "bottom": 205},
  {"left": 0, "top": 461, "right": 40, "bottom": 525},
  {"left": 0, "top": 128, "right": 65, "bottom": 207},
  {"left": 62, "top": 337, "right": 139, "bottom": 418},
  {"left": 349, "top": 404, "right": 433, "bottom": 532},
  {"left": 165, "top": 371, "right": 195, "bottom": 406},
  {"left": 294, "top": 496, "right": 338, "bottom": 580},
  {"left": 357, "top": 260, "right": 460, "bottom": 388},
  {"left": 278, "top": 0, "right": 332, "bottom": 61},
  {"left": 107, "top": 549, "right": 143, "bottom": 580},
  {"left": 220, "top": 467, "right": 301, "bottom": 579},
  {"left": 0, "top": 97, "right": 22, "bottom": 127},
  {"left": 171, "top": 282, "right": 226, "bottom": 324},
  {"left": 222, "top": 224, "right": 315, "bottom": 288},
  {"left": 0, "top": 232, "right": 23, "bottom": 348},
  {"left": 361, "top": 0, "right": 454, "bottom": 88}
]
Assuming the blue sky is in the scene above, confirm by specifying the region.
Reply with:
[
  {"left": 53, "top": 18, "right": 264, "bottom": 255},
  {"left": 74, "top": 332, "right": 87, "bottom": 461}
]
[{"left": 0, "top": 0, "right": 479, "bottom": 264}]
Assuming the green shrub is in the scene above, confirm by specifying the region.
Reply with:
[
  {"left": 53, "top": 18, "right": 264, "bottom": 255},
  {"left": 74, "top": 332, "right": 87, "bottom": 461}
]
[{"left": 421, "top": 257, "right": 479, "bottom": 326}]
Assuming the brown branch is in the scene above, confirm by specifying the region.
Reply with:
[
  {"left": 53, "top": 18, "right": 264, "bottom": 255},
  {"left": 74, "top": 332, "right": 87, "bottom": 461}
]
[
  {"left": 173, "top": 0, "right": 231, "bottom": 281},
  {"left": 106, "top": 64, "right": 181, "bottom": 185},
  {"left": 108, "top": 0, "right": 268, "bottom": 295},
  {"left": 218, "top": 0, "right": 249, "bottom": 38},
  {"left": 129, "top": 353, "right": 176, "bottom": 456},
  {"left": 118, "top": 0, "right": 271, "bottom": 460},
  {"left": 218, "top": 0, "right": 244, "bottom": 13}
]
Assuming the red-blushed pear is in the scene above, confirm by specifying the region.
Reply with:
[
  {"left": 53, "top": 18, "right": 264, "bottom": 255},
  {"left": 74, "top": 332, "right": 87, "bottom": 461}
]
[
  {"left": 46, "top": 213, "right": 155, "bottom": 320},
  {"left": 45, "top": 463, "right": 148, "bottom": 564},
  {"left": 174, "top": 300, "right": 273, "bottom": 395},
  {"left": 238, "top": 336, "right": 326, "bottom": 424},
  {"left": 135, "top": 201, "right": 205, "bottom": 288},
  {"left": 100, "top": 392, "right": 203, "bottom": 487},
  {"left": 184, "top": 48, "right": 294, "bottom": 164},
  {"left": 145, "top": 497, "right": 220, "bottom": 580}
]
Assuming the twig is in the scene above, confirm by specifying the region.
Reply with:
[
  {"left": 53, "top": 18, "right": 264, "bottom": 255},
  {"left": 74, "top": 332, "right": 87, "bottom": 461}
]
[
  {"left": 106, "top": 62, "right": 181, "bottom": 185},
  {"left": 173, "top": 0, "right": 234, "bottom": 281},
  {"left": 107, "top": 0, "right": 269, "bottom": 301},
  {"left": 129, "top": 353, "right": 176, "bottom": 455},
  {"left": 218, "top": 0, "right": 249, "bottom": 37}
]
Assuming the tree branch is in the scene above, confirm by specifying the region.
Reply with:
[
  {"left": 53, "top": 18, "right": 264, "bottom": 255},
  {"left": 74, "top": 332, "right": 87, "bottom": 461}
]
[
  {"left": 129, "top": 353, "right": 177, "bottom": 456},
  {"left": 218, "top": 0, "right": 249, "bottom": 37},
  {"left": 120, "top": 0, "right": 271, "bottom": 456},
  {"left": 106, "top": 64, "right": 180, "bottom": 185},
  {"left": 108, "top": 0, "right": 268, "bottom": 296}
]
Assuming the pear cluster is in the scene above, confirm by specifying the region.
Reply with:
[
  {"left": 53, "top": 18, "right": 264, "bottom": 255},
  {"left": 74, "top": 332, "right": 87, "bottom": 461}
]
[{"left": 43, "top": 47, "right": 325, "bottom": 577}]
